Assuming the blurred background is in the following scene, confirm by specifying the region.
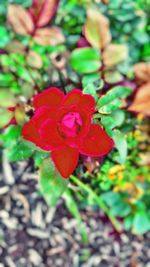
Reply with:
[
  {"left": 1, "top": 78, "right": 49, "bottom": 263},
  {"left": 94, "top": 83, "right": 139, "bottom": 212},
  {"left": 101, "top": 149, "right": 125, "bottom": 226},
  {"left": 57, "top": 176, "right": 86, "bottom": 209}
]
[{"left": 0, "top": 0, "right": 150, "bottom": 266}]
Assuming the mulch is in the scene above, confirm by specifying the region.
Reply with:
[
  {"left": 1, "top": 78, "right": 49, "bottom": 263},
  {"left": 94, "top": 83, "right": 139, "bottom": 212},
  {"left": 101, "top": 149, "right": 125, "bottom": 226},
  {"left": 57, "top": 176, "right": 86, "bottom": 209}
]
[{"left": 0, "top": 159, "right": 150, "bottom": 267}]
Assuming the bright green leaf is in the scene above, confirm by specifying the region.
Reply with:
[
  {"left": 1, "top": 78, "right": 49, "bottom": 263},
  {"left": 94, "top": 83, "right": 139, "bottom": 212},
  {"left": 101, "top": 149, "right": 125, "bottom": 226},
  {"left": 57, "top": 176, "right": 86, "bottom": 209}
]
[
  {"left": 98, "top": 98, "right": 122, "bottom": 114},
  {"left": 1, "top": 125, "right": 21, "bottom": 143},
  {"left": 6, "top": 140, "right": 34, "bottom": 161},
  {"left": 111, "top": 110, "right": 125, "bottom": 127},
  {"left": 0, "top": 26, "right": 10, "bottom": 48},
  {"left": 0, "top": 73, "right": 14, "bottom": 87},
  {"left": 124, "top": 215, "right": 134, "bottom": 230},
  {"left": 70, "top": 48, "right": 101, "bottom": 74},
  {"left": 97, "top": 86, "right": 132, "bottom": 109},
  {"left": 133, "top": 211, "right": 150, "bottom": 234},
  {"left": 112, "top": 129, "right": 127, "bottom": 164}
]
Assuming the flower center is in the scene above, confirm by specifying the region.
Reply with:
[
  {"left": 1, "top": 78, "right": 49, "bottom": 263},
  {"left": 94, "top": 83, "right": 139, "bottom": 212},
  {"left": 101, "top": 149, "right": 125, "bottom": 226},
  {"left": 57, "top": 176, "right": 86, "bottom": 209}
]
[{"left": 58, "top": 112, "right": 82, "bottom": 138}]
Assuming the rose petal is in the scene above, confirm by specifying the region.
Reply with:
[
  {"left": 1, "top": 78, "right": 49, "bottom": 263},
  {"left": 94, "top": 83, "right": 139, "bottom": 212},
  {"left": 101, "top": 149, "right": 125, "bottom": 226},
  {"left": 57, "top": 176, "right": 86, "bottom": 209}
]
[
  {"left": 56, "top": 105, "right": 92, "bottom": 143},
  {"left": 80, "top": 94, "right": 96, "bottom": 112},
  {"left": 51, "top": 145, "right": 79, "bottom": 178},
  {"left": 39, "top": 118, "right": 64, "bottom": 149},
  {"left": 22, "top": 119, "right": 50, "bottom": 150},
  {"left": 62, "top": 89, "right": 95, "bottom": 112},
  {"left": 22, "top": 106, "right": 57, "bottom": 150},
  {"left": 33, "top": 106, "right": 57, "bottom": 127},
  {"left": 79, "top": 124, "right": 114, "bottom": 157},
  {"left": 33, "top": 87, "right": 64, "bottom": 109}
]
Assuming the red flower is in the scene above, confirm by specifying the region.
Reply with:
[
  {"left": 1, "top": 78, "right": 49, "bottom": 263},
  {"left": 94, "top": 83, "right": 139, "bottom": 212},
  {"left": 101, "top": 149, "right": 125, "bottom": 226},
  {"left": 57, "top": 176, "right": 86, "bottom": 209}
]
[{"left": 22, "top": 88, "right": 114, "bottom": 178}]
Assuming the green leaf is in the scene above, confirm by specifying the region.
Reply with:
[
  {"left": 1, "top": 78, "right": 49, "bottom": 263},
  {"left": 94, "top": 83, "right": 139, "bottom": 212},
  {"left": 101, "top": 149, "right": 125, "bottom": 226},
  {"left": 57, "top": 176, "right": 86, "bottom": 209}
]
[
  {"left": 1, "top": 125, "right": 21, "bottom": 143},
  {"left": 0, "top": 108, "right": 14, "bottom": 129},
  {"left": 111, "top": 110, "right": 125, "bottom": 127},
  {"left": 83, "top": 84, "right": 98, "bottom": 101},
  {"left": 100, "top": 110, "right": 125, "bottom": 135},
  {"left": 124, "top": 215, "right": 134, "bottom": 231},
  {"left": 39, "top": 158, "right": 68, "bottom": 207},
  {"left": 34, "top": 151, "right": 49, "bottom": 167},
  {"left": 0, "top": 89, "right": 16, "bottom": 108},
  {"left": 82, "top": 74, "right": 103, "bottom": 100},
  {"left": 6, "top": 140, "right": 34, "bottom": 161},
  {"left": 101, "top": 191, "right": 121, "bottom": 207},
  {"left": 99, "top": 180, "right": 112, "bottom": 191},
  {"left": 16, "top": 66, "right": 34, "bottom": 83},
  {"left": 100, "top": 115, "right": 116, "bottom": 130},
  {"left": 63, "top": 189, "right": 88, "bottom": 243},
  {"left": 21, "top": 82, "right": 35, "bottom": 100},
  {"left": 10, "top": 0, "right": 32, "bottom": 7},
  {"left": 1, "top": 54, "right": 15, "bottom": 67},
  {"left": 70, "top": 48, "right": 101, "bottom": 74},
  {"left": 133, "top": 211, "right": 150, "bottom": 235},
  {"left": 0, "top": 26, "right": 10, "bottom": 48},
  {"left": 0, "top": 73, "right": 14, "bottom": 87},
  {"left": 82, "top": 73, "right": 102, "bottom": 89},
  {"left": 98, "top": 99, "right": 122, "bottom": 114},
  {"left": 111, "top": 202, "right": 131, "bottom": 217},
  {"left": 97, "top": 86, "right": 132, "bottom": 109},
  {"left": 112, "top": 129, "right": 127, "bottom": 164}
]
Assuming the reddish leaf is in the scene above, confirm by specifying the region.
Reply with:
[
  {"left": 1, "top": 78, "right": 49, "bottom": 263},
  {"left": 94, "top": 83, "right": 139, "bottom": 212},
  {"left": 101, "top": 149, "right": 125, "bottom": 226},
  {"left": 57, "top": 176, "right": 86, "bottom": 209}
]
[
  {"left": 7, "top": 4, "right": 34, "bottom": 35},
  {"left": 103, "top": 44, "right": 128, "bottom": 67},
  {"left": 29, "top": 0, "right": 59, "bottom": 28},
  {"left": 27, "top": 51, "right": 43, "bottom": 69},
  {"left": 84, "top": 8, "right": 111, "bottom": 49},
  {"left": 134, "top": 63, "right": 150, "bottom": 83},
  {"left": 15, "top": 105, "right": 26, "bottom": 125},
  {"left": 128, "top": 83, "right": 150, "bottom": 116},
  {"left": 6, "top": 41, "right": 25, "bottom": 54},
  {"left": 33, "top": 26, "right": 64, "bottom": 46}
]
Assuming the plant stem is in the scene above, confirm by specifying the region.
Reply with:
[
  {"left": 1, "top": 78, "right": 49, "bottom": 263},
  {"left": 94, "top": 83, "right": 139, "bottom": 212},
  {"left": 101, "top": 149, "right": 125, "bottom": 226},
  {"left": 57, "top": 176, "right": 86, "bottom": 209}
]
[{"left": 70, "top": 175, "right": 122, "bottom": 232}]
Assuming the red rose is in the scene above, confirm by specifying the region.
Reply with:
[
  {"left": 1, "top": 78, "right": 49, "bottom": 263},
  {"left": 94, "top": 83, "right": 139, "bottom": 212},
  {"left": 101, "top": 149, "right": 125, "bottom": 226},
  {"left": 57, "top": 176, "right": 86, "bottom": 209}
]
[{"left": 22, "top": 88, "right": 114, "bottom": 178}]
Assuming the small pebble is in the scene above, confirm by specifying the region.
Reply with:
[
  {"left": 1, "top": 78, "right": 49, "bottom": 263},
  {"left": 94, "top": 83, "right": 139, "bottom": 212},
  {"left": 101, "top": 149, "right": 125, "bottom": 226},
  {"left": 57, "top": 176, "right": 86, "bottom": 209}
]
[
  {"left": 28, "top": 249, "right": 42, "bottom": 265},
  {"left": 0, "top": 186, "right": 9, "bottom": 195},
  {"left": 27, "top": 228, "right": 50, "bottom": 239}
]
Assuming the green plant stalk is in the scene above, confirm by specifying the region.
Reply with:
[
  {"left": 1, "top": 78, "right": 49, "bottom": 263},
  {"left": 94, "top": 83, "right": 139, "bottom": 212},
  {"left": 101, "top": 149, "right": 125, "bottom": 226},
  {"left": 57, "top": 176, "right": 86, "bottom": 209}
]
[{"left": 70, "top": 175, "right": 122, "bottom": 232}]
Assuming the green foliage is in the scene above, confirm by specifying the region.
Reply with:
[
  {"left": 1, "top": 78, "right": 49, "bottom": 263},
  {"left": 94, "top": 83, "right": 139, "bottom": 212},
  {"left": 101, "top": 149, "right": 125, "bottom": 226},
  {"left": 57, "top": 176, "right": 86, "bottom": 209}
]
[
  {"left": 133, "top": 210, "right": 150, "bottom": 234},
  {"left": 0, "top": 108, "right": 13, "bottom": 128},
  {"left": 102, "top": 190, "right": 131, "bottom": 217},
  {"left": 0, "top": 0, "right": 149, "bottom": 237},
  {"left": 39, "top": 158, "right": 68, "bottom": 207},
  {"left": 9, "top": 0, "right": 32, "bottom": 7},
  {"left": 70, "top": 48, "right": 101, "bottom": 74},
  {"left": 0, "top": 73, "right": 14, "bottom": 87},
  {"left": 112, "top": 129, "right": 127, "bottom": 164},
  {"left": 0, "top": 90, "right": 16, "bottom": 107},
  {"left": 82, "top": 73, "right": 103, "bottom": 100},
  {"left": 97, "top": 86, "right": 132, "bottom": 112},
  {"left": 0, "top": 125, "right": 21, "bottom": 143},
  {"left": 0, "top": 26, "right": 10, "bottom": 48},
  {"left": 5, "top": 140, "right": 34, "bottom": 161}
]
